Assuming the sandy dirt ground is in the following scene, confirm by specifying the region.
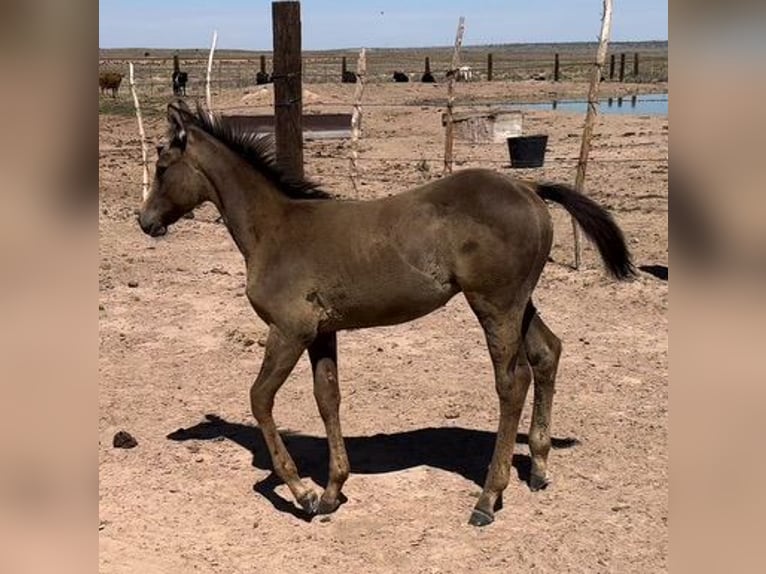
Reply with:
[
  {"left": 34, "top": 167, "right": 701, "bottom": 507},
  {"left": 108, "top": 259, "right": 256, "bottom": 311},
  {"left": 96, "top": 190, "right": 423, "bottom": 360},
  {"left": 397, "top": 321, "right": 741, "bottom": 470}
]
[{"left": 99, "top": 80, "right": 668, "bottom": 573}]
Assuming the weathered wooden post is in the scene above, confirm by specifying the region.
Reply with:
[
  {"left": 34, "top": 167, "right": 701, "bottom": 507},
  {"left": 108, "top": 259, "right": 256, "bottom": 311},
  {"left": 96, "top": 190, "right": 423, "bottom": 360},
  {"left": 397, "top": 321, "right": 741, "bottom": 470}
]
[
  {"left": 425, "top": 56, "right": 431, "bottom": 74},
  {"left": 619, "top": 52, "right": 626, "bottom": 82},
  {"left": 554, "top": 53, "right": 560, "bottom": 82},
  {"left": 342, "top": 56, "right": 347, "bottom": 77},
  {"left": 205, "top": 30, "right": 218, "bottom": 109},
  {"left": 260, "top": 54, "right": 267, "bottom": 74},
  {"left": 633, "top": 52, "right": 640, "bottom": 77},
  {"left": 487, "top": 53, "right": 493, "bottom": 81},
  {"left": 272, "top": 1, "right": 304, "bottom": 178},
  {"left": 173, "top": 54, "right": 180, "bottom": 74},
  {"left": 572, "top": 0, "right": 613, "bottom": 269},
  {"left": 609, "top": 53, "right": 616, "bottom": 79},
  {"left": 349, "top": 48, "right": 366, "bottom": 196},
  {"left": 128, "top": 63, "right": 150, "bottom": 202},
  {"left": 443, "top": 16, "right": 465, "bottom": 175}
]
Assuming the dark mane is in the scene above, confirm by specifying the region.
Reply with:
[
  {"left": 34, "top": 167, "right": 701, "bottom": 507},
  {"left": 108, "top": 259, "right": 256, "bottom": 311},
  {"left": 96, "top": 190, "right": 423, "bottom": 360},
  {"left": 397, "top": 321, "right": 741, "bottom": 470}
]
[{"left": 187, "top": 103, "right": 332, "bottom": 200}]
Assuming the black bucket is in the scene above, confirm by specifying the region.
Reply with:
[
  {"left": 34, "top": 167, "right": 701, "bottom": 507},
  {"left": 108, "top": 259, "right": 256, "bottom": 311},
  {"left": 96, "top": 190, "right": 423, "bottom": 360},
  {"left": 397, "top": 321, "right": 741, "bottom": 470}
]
[{"left": 507, "top": 135, "right": 548, "bottom": 168}]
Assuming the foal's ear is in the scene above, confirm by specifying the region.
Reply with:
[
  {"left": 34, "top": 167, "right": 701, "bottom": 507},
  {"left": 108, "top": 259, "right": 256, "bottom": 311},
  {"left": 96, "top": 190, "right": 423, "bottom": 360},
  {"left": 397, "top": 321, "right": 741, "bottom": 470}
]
[{"left": 167, "top": 102, "right": 190, "bottom": 147}]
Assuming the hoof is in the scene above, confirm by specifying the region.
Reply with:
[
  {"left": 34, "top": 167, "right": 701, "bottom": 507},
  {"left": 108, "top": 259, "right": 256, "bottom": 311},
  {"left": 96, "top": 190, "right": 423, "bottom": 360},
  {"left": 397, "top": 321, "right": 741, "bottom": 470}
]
[
  {"left": 317, "top": 497, "right": 340, "bottom": 515},
  {"left": 298, "top": 491, "right": 320, "bottom": 515},
  {"left": 468, "top": 508, "right": 494, "bottom": 527},
  {"left": 529, "top": 473, "right": 550, "bottom": 492}
]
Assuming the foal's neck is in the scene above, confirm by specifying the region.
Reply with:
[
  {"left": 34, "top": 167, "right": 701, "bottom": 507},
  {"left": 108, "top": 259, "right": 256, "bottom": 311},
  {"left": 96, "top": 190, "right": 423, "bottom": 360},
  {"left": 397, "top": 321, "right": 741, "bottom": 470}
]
[{"left": 192, "top": 135, "right": 285, "bottom": 263}]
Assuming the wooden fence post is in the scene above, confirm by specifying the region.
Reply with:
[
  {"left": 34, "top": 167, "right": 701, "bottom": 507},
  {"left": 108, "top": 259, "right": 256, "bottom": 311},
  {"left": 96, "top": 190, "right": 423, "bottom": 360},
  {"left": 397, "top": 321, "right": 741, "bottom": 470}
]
[
  {"left": 572, "top": 0, "right": 613, "bottom": 270},
  {"left": 487, "top": 53, "right": 493, "bottom": 81},
  {"left": 272, "top": 1, "right": 304, "bottom": 178},
  {"left": 619, "top": 52, "right": 626, "bottom": 82},
  {"left": 633, "top": 52, "right": 640, "bottom": 77},
  {"left": 425, "top": 56, "right": 431, "bottom": 74},
  {"left": 260, "top": 54, "right": 267, "bottom": 74},
  {"left": 349, "top": 48, "right": 366, "bottom": 196},
  {"left": 342, "top": 56, "right": 347, "bottom": 76},
  {"left": 554, "top": 53, "right": 560, "bottom": 82},
  {"left": 443, "top": 16, "right": 465, "bottom": 175},
  {"left": 128, "top": 62, "right": 150, "bottom": 202},
  {"left": 610, "top": 53, "right": 615, "bottom": 79},
  {"left": 205, "top": 29, "right": 218, "bottom": 109}
]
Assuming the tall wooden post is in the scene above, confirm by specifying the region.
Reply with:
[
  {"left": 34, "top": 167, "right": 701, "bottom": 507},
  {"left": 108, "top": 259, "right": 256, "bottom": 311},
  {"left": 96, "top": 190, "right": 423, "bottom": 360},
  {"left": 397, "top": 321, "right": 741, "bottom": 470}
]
[
  {"left": 633, "top": 52, "right": 640, "bottom": 77},
  {"left": 572, "top": 0, "right": 613, "bottom": 270},
  {"left": 128, "top": 63, "right": 150, "bottom": 202},
  {"left": 272, "top": 1, "right": 304, "bottom": 178},
  {"left": 425, "top": 56, "right": 431, "bottom": 74},
  {"left": 443, "top": 16, "right": 465, "bottom": 175},
  {"left": 619, "top": 52, "right": 626, "bottom": 82},
  {"left": 554, "top": 53, "right": 560, "bottom": 82},
  {"left": 349, "top": 48, "right": 366, "bottom": 196},
  {"left": 609, "top": 53, "right": 615, "bottom": 79},
  {"left": 260, "top": 54, "right": 267, "bottom": 74},
  {"left": 487, "top": 53, "right": 493, "bottom": 81},
  {"left": 173, "top": 54, "right": 180, "bottom": 74},
  {"left": 342, "top": 56, "right": 347, "bottom": 75}
]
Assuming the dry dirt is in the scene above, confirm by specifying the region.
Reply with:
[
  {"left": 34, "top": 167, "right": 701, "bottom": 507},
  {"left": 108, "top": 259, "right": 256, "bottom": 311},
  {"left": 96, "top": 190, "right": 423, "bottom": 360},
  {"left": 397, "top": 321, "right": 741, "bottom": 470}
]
[{"left": 99, "top": 80, "right": 668, "bottom": 573}]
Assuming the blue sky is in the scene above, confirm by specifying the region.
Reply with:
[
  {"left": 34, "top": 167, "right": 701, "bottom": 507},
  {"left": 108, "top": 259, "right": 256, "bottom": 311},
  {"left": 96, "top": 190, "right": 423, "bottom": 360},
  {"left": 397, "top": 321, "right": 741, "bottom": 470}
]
[{"left": 99, "top": 1, "right": 667, "bottom": 50}]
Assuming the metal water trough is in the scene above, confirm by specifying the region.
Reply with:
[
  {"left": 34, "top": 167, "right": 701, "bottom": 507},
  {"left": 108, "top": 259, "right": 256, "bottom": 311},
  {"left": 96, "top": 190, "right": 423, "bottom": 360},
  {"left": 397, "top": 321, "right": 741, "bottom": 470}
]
[{"left": 222, "top": 114, "right": 353, "bottom": 140}]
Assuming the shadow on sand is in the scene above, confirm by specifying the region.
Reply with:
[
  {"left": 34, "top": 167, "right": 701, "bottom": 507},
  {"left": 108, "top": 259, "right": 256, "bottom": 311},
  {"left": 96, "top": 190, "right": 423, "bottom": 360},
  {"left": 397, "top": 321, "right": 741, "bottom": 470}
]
[{"left": 168, "top": 414, "right": 579, "bottom": 520}]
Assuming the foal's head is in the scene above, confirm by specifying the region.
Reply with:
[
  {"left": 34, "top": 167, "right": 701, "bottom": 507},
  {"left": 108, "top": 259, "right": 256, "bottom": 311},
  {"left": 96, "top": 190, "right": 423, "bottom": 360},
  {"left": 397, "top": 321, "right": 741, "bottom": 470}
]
[{"left": 138, "top": 101, "right": 214, "bottom": 237}]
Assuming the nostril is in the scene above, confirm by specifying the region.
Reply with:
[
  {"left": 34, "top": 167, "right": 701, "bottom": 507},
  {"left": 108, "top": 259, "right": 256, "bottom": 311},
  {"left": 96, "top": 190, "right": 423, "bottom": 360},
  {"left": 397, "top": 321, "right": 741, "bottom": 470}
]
[{"left": 153, "top": 225, "right": 168, "bottom": 237}]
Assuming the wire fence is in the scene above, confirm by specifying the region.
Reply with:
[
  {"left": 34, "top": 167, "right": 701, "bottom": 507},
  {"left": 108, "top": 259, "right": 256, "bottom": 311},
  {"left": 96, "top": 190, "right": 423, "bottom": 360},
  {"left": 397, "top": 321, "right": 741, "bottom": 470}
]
[{"left": 99, "top": 50, "right": 667, "bottom": 97}]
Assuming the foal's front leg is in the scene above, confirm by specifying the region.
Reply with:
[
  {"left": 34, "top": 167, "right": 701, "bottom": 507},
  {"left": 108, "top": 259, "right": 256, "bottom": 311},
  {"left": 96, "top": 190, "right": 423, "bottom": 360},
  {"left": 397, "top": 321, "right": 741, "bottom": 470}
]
[
  {"left": 308, "top": 332, "right": 350, "bottom": 514},
  {"left": 250, "top": 326, "right": 319, "bottom": 513}
]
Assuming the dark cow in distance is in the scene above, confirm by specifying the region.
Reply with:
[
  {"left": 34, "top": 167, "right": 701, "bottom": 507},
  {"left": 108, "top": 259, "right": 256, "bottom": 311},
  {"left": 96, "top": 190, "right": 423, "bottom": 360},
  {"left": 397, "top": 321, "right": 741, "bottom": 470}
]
[
  {"left": 99, "top": 72, "right": 123, "bottom": 98},
  {"left": 393, "top": 71, "right": 409, "bottom": 82},
  {"left": 256, "top": 71, "right": 272, "bottom": 85},
  {"left": 172, "top": 71, "right": 188, "bottom": 96}
]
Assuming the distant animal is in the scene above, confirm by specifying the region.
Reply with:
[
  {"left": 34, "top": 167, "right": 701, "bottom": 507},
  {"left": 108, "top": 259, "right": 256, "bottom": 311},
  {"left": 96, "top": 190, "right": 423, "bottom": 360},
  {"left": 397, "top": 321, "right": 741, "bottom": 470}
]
[
  {"left": 256, "top": 71, "right": 272, "bottom": 85},
  {"left": 341, "top": 70, "right": 358, "bottom": 84},
  {"left": 393, "top": 71, "right": 409, "bottom": 82},
  {"left": 446, "top": 65, "right": 473, "bottom": 82},
  {"left": 172, "top": 71, "right": 188, "bottom": 96},
  {"left": 99, "top": 72, "right": 123, "bottom": 97},
  {"left": 421, "top": 71, "right": 436, "bottom": 83}
]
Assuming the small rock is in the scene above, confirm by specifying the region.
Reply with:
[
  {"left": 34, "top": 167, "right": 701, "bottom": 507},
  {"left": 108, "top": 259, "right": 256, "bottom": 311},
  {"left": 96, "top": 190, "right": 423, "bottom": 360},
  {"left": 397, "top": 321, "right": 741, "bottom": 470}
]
[
  {"left": 127, "top": 281, "right": 139, "bottom": 288},
  {"left": 444, "top": 409, "right": 460, "bottom": 420},
  {"left": 113, "top": 431, "right": 137, "bottom": 449},
  {"left": 377, "top": 347, "right": 383, "bottom": 353},
  {"left": 99, "top": 304, "right": 105, "bottom": 311},
  {"left": 319, "top": 516, "right": 331, "bottom": 523}
]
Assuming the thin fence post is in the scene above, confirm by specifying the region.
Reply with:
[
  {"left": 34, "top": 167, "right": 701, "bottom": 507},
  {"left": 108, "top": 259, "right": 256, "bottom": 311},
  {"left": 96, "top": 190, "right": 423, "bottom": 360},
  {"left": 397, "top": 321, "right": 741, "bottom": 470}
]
[
  {"left": 128, "top": 62, "right": 150, "bottom": 202},
  {"left": 349, "top": 48, "right": 367, "bottom": 196},
  {"left": 487, "top": 53, "right": 493, "bottom": 81},
  {"left": 573, "top": 0, "right": 613, "bottom": 270},
  {"left": 205, "top": 29, "right": 218, "bottom": 109},
  {"left": 443, "top": 16, "right": 465, "bottom": 175},
  {"left": 342, "top": 56, "right": 347, "bottom": 76},
  {"left": 619, "top": 52, "right": 626, "bottom": 82},
  {"left": 609, "top": 53, "right": 616, "bottom": 80},
  {"left": 633, "top": 52, "right": 640, "bottom": 77},
  {"left": 554, "top": 53, "right": 560, "bottom": 82},
  {"left": 272, "top": 1, "right": 304, "bottom": 178}
]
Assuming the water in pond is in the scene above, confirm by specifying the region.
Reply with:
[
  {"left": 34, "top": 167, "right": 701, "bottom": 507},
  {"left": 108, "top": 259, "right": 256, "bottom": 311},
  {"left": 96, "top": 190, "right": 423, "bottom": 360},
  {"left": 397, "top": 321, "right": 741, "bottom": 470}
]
[{"left": 514, "top": 93, "right": 668, "bottom": 116}]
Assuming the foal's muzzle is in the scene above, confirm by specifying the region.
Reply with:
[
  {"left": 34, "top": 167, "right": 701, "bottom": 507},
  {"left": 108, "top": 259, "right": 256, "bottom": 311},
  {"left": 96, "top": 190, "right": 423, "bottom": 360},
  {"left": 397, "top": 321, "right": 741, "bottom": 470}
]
[{"left": 137, "top": 212, "right": 167, "bottom": 237}]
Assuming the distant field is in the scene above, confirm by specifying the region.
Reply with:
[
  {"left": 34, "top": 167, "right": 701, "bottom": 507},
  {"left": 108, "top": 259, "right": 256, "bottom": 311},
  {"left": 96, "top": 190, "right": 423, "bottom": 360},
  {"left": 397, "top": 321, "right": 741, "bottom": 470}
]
[{"left": 99, "top": 41, "right": 667, "bottom": 97}]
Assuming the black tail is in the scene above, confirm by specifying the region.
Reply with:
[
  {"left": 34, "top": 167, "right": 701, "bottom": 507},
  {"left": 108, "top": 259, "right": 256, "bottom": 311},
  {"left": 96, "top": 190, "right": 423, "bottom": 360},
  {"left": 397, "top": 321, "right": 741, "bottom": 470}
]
[{"left": 536, "top": 183, "right": 636, "bottom": 280}]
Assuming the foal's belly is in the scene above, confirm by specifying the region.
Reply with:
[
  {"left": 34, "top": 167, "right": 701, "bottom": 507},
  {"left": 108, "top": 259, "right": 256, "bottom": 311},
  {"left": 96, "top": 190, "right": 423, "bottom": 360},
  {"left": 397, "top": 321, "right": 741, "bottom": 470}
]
[{"left": 317, "top": 276, "right": 460, "bottom": 332}]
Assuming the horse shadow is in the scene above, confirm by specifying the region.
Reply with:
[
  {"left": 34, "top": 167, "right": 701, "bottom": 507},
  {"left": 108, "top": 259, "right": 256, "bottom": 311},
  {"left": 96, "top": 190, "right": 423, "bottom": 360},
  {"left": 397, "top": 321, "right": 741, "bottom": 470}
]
[{"left": 167, "top": 414, "right": 579, "bottom": 520}]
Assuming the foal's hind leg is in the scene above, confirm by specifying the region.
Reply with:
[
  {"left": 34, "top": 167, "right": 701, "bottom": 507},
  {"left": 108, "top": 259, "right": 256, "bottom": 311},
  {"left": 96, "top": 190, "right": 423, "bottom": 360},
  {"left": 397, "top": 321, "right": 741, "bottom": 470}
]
[
  {"left": 524, "top": 312, "right": 562, "bottom": 491},
  {"left": 467, "top": 294, "right": 532, "bottom": 527},
  {"left": 308, "top": 332, "right": 350, "bottom": 514},
  {"left": 250, "top": 326, "right": 318, "bottom": 513}
]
